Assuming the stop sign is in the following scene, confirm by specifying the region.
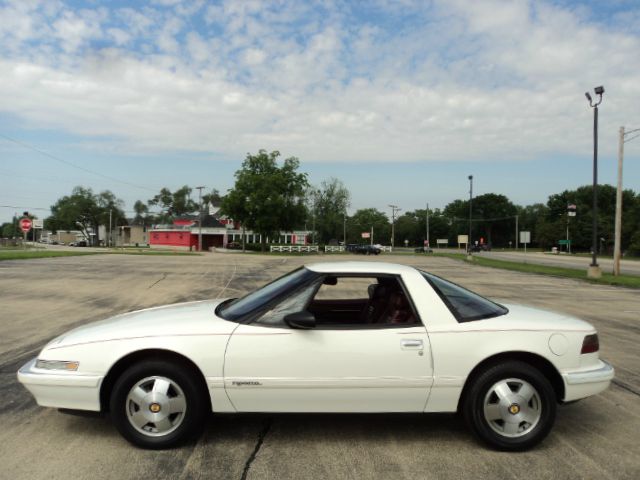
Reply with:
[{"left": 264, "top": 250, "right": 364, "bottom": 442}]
[{"left": 20, "top": 218, "right": 32, "bottom": 233}]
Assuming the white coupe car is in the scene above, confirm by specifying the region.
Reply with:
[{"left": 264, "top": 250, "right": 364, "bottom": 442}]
[{"left": 18, "top": 262, "right": 613, "bottom": 451}]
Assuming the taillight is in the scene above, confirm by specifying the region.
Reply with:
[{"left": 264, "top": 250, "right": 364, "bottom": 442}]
[{"left": 581, "top": 334, "right": 599, "bottom": 354}]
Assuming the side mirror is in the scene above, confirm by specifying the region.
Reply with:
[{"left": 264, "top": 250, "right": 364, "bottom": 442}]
[{"left": 284, "top": 311, "right": 316, "bottom": 330}]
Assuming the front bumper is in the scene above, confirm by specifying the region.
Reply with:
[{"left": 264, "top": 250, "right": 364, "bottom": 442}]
[
  {"left": 17, "top": 358, "right": 103, "bottom": 411},
  {"left": 562, "top": 360, "right": 614, "bottom": 402}
]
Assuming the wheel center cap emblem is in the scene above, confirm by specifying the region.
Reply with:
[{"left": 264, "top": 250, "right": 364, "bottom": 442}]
[
  {"left": 509, "top": 403, "right": 520, "bottom": 415},
  {"left": 149, "top": 403, "right": 161, "bottom": 413}
]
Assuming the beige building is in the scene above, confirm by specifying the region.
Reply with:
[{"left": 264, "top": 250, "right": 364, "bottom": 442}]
[{"left": 116, "top": 224, "right": 148, "bottom": 247}]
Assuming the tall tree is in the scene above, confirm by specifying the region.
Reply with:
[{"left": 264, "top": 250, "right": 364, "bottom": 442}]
[
  {"left": 310, "top": 178, "right": 351, "bottom": 244},
  {"left": 148, "top": 186, "right": 197, "bottom": 222},
  {"left": 47, "top": 186, "right": 125, "bottom": 245},
  {"left": 347, "top": 208, "right": 390, "bottom": 245},
  {"left": 444, "top": 194, "right": 517, "bottom": 246},
  {"left": 221, "top": 150, "right": 308, "bottom": 251}
]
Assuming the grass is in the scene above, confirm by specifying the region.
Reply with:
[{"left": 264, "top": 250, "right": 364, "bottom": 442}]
[
  {"left": 435, "top": 252, "right": 640, "bottom": 289},
  {"left": 0, "top": 248, "right": 200, "bottom": 261},
  {"left": 0, "top": 250, "right": 101, "bottom": 261}
]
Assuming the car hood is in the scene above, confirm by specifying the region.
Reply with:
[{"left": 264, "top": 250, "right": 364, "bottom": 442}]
[
  {"left": 46, "top": 299, "right": 237, "bottom": 348},
  {"left": 471, "top": 303, "right": 596, "bottom": 332}
]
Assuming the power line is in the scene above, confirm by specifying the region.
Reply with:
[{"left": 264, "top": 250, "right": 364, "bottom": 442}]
[{"left": 0, "top": 133, "right": 157, "bottom": 193}]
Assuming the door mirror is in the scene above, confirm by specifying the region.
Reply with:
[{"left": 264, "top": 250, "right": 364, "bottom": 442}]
[{"left": 284, "top": 311, "right": 316, "bottom": 329}]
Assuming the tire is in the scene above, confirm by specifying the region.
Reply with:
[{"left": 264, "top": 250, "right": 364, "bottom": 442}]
[
  {"left": 463, "top": 361, "right": 556, "bottom": 451},
  {"left": 110, "top": 359, "right": 207, "bottom": 449}
]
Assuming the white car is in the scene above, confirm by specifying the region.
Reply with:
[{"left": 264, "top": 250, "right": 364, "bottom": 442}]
[{"left": 18, "top": 262, "right": 613, "bottom": 450}]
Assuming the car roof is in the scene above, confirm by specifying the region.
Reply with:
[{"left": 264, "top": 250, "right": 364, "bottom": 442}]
[{"left": 305, "top": 262, "right": 418, "bottom": 275}]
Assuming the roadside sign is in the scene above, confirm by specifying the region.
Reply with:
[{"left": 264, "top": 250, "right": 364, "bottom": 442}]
[
  {"left": 361, "top": 232, "right": 370, "bottom": 239},
  {"left": 20, "top": 218, "right": 32, "bottom": 232},
  {"left": 559, "top": 239, "right": 571, "bottom": 245},
  {"left": 519, "top": 231, "right": 531, "bottom": 244},
  {"left": 32, "top": 219, "right": 43, "bottom": 229}
]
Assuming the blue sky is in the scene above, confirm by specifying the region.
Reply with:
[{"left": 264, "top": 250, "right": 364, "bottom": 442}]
[{"left": 1, "top": 0, "right": 639, "bottom": 223}]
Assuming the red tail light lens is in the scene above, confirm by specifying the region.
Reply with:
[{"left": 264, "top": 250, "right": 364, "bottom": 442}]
[{"left": 581, "top": 334, "right": 599, "bottom": 354}]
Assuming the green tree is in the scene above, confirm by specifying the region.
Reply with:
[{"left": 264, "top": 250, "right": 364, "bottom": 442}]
[
  {"left": 148, "top": 186, "right": 197, "bottom": 223},
  {"left": 47, "top": 186, "right": 125, "bottom": 245},
  {"left": 347, "top": 208, "right": 390, "bottom": 245},
  {"left": 221, "top": 150, "right": 309, "bottom": 251},
  {"left": 444, "top": 194, "right": 517, "bottom": 247},
  {"left": 309, "top": 178, "right": 351, "bottom": 244}
]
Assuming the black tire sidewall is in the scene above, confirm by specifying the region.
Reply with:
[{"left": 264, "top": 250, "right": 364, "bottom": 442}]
[
  {"left": 464, "top": 361, "right": 557, "bottom": 451},
  {"left": 110, "top": 359, "right": 207, "bottom": 449}
]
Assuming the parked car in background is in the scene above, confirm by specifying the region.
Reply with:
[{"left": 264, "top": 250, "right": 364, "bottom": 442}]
[
  {"left": 354, "top": 244, "right": 381, "bottom": 255},
  {"left": 18, "top": 262, "right": 613, "bottom": 451}
]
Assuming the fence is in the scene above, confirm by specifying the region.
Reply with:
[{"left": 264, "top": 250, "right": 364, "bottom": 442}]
[
  {"left": 324, "top": 246, "right": 345, "bottom": 253},
  {"left": 270, "top": 245, "right": 319, "bottom": 253}
]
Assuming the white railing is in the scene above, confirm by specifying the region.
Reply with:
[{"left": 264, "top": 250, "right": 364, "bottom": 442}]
[
  {"left": 379, "top": 246, "right": 393, "bottom": 252},
  {"left": 324, "top": 246, "right": 345, "bottom": 253},
  {"left": 270, "top": 245, "right": 319, "bottom": 253}
]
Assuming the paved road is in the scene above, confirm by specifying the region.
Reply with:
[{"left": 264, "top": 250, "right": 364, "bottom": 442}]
[
  {"left": 1, "top": 253, "right": 638, "bottom": 479},
  {"left": 478, "top": 251, "right": 640, "bottom": 276}
]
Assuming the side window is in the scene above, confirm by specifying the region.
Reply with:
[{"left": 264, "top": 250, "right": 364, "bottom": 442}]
[
  {"left": 255, "top": 282, "right": 319, "bottom": 327},
  {"left": 309, "top": 275, "right": 420, "bottom": 328}
]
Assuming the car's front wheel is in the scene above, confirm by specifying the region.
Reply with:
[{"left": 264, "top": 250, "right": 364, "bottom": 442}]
[
  {"left": 110, "top": 359, "right": 207, "bottom": 449},
  {"left": 463, "top": 361, "right": 556, "bottom": 451}
]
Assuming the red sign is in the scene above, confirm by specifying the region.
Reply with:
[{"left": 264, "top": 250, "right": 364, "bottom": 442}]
[
  {"left": 20, "top": 218, "right": 32, "bottom": 232},
  {"left": 361, "top": 232, "right": 370, "bottom": 239}
]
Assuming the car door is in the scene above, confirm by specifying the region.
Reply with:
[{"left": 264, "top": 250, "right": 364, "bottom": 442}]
[{"left": 223, "top": 275, "right": 433, "bottom": 413}]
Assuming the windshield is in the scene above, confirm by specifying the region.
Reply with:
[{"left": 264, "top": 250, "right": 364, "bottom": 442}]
[
  {"left": 217, "top": 267, "right": 317, "bottom": 321},
  {"left": 421, "top": 271, "right": 508, "bottom": 322}
]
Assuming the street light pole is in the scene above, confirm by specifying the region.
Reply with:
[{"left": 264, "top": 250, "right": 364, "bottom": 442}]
[
  {"left": 468, "top": 175, "right": 473, "bottom": 254},
  {"left": 196, "top": 186, "right": 205, "bottom": 252},
  {"left": 585, "top": 86, "right": 604, "bottom": 278}
]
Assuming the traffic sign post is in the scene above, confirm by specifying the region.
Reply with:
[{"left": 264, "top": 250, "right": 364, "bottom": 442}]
[{"left": 20, "top": 218, "right": 32, "bottom": 250}]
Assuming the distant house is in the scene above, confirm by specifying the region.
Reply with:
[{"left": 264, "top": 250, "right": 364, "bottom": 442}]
[
  {"left": 149, "top": 214, "right": 310, "bottom": 251},
  {"left": 116, "top": 219, "right": 149, "bottom": 247}
]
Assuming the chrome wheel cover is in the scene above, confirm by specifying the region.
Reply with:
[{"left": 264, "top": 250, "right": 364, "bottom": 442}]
[
  {"left": 125, "top": 376, "right": 187, "bottom": 437},
  {"left": 483, "top": 377, "right": 542, "bottom": 438}
]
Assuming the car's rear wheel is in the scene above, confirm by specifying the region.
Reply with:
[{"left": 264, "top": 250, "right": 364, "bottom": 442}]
[
  {"left": 110, "top": 359, "right": 207, "bottom": 449},
  {"left": 463, "top": 361, "right": 556, "bottom": 451}
]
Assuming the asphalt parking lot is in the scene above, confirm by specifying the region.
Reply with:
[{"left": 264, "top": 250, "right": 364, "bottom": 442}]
[{"left": 1, "top": 253, "right": 639, "bottom": 480}]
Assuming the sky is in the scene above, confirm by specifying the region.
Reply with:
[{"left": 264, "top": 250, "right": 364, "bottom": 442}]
[{"left": 1, "top": 0, "right": 639, "bottom": 224}]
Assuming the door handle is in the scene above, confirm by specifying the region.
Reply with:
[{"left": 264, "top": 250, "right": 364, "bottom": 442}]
[{"left": 401, "top": 339, "right": 423, "bottom": 349}]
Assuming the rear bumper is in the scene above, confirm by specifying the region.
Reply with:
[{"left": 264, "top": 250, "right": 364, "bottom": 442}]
[
  {"left": 17, "top": 358, "right": 102, "bottom": 411},
  {"left": 562, "top": 360, "right": 614, "bottom": 402}
]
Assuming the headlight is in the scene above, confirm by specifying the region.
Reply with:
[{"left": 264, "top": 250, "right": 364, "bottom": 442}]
[{"left": 35, "top": 360, "right": 79, "bottom": 371}]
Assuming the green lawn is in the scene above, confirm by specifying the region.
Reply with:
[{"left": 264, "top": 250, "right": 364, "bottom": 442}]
[
  {"left": 0, "top": 250, "right": 101, "bottom": 261},
  {"left": 436, "top": 252, "right": 640, "bottom": 288}
]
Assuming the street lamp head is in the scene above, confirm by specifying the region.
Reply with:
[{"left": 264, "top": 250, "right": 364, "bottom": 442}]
[
  {"left": 594, "top": 86, "right": 604, "bottom": 95},
  {"left": 468, "top": 175, "right": 473, "bottom": 180},
  {"left": 585, "top": 91, "right": 592, "bottom": 103}
]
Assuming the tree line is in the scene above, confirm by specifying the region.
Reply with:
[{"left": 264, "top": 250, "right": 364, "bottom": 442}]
[{"left": 3, "top": 149, "right": 639, "bottom": 255}]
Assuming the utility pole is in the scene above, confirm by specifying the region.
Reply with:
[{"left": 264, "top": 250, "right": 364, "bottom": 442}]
[
  {"left": 426, "top": 203, "right": 430, "bottom": 249},
  {"left": 388, "top": 204, "right": 401, "bottom": 249},
  {"left": 196, "top": 186, "right": 205, "bottom": 252},
  {"left": 468, "top": 175, "right": 473, "bottom": 254},
  {"left": 343, "top": 213, "right": 346, "bottom": 247},
  {"left": 515, "top": 215, "right": 518, "bottom": 251},
  {"left": 614, "top": 126, "right": 640, "bottom": 275},
  {"left": 109, "top": 209, "right": 112, "bottom": 248}
]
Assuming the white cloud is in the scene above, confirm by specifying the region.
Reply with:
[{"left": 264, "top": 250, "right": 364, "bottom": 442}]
[{"left": 0, "top": 0, "right": 638, "bottom": 165}]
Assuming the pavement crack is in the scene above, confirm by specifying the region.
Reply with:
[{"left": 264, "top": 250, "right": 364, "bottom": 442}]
[
  {"left": 147, "top": 273, "right": 167, "bottom": 289},
  {"left": 240, "top": 419, "right": 271, "bottom": 480}
]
